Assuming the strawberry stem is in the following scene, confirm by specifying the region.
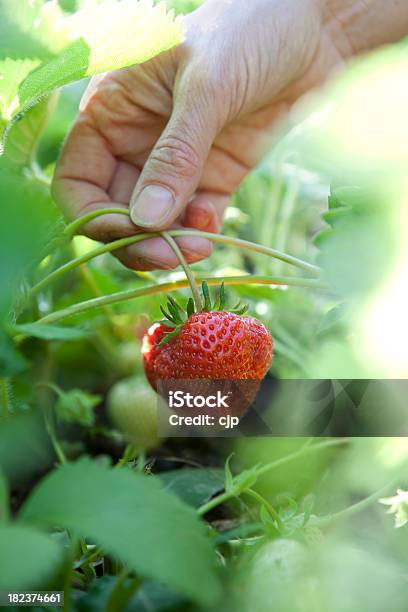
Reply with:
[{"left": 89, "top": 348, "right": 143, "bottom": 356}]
[
  {"left": 63, "top": 207, "right": 130, "bottom": 239},
  {"left": 32, "top": 275, "right": 327, "bottom": 326},
  {"left": 160, "top": 231, "right": 203, "bottom": 312},
  {"left": 28, "top": 229, "right": 320, "bottom": 300}
]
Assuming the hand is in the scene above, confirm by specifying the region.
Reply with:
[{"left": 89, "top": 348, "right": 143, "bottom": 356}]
[{"left": 52, "top": 0, "right": 406, "bottom": 271}]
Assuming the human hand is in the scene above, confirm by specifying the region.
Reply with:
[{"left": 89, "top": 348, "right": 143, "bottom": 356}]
[{"left": 53, "top": 0, "right": 406, "bottom": 271}]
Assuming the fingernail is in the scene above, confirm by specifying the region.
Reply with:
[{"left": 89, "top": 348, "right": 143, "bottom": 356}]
[{"left": 130, "top": 185, "right": 174, "bottom": 227}]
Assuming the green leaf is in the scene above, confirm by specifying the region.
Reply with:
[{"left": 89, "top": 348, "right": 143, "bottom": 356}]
[
  {"left": 158, "top": 327, "right": 182, "bottom": 346},
  {"left": 75, "top": 576, "right": 185, "bottom": 612},
  {"left": 55, "top": 389, "right": 101, "bottom": 427},
  {"left": 213, "top": 282, "right": 226, "bottom": 311},
  {"left": 20, "top": 458, "right": 221, "bottom": 607},
  {"left": 17, "top": 38, "right": 91, "bottom": 109},
  {"left": 13, "top": 322, "right": 90, "bottom": 341},
  {"left": 322, "top": 208, "right": 350, "bottom": 228},
  {"left": 230, "top": 303, "right": 249, "bottom": 316},
  {"left": 0, "top": 168, "right": 62, "bottom": 318},
  {"left": 1, "top": 1, "right": 184, "bottom": 148},
  {"left": 202, "top": 281, "right": 212, "bottom": 311},
  {"left": 218, "top": 282, "right": 226, "bottom": 310},
  {"left": 3, "top": 94, "right": 58, "bottom": 168},
  {"left": 18, "top": 1, "right": 184, "bottom": 110},
  {"left": 232, "top": 468, "right": 259, "bottom": 496},
  {"left": 186, "top": 297, "right": 195, "bottom": 318},
  {"left": 0, "top": 523, "right": 61, "bottom": 590},
  {"left": 159, "top": 468, "right": 225, "bottom": 508},
  {"left": 0, "top": 58, "right": 41, "bottom": 123},
  {"left": 0, "top": 410, "right": 54, "bottom": 484},
  {"left": 0, "top": 469, "right": 9, "bottom": 522},
  {"left": 167, "top": 295, "right": 185, "bottom": 321},
  {"left": 60, "top": 0, "right": 184, "bottom": 77},
  {"left": 224, "top": 454, "right": 234, "bottom": 494},
  {"left": 166, "top": 298, "right": 183, "bottom": 325},
  {"left": 160, "top": 305, "right": 176, "bottom": 324},
  {"left": 0, "top": 330, "right": 27, "bottom": 377},
  {"left": 0, "top": 1, "right": 62, "bottom": 59},
  {"left": 158, "top": 320, "right": 176, "bottom": 329}
]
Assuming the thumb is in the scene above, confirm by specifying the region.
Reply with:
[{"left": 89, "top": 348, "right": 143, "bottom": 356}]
[{"left": 130, "top": 81, "right": 219, "bottom": 229}]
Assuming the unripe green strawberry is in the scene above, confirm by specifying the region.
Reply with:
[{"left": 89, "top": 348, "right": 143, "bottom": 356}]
[
  {"left": 107, "top": 376, "right": 160, "bottom": 451},
  {"left": 115, "top": 340, "right": 143, "bottom": 377},
  {"left": 243, "top": 539, "right": 307, "bottom": 611}
]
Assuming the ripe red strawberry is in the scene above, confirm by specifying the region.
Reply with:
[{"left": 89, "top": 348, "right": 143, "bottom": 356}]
[{"left": 142, "top": 283, "right": 273, "bottom": 390}]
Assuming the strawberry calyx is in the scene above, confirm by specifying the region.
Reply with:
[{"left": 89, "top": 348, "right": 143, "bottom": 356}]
[{"left": 158, "top": 281, "right": 248, "bottom": 345}]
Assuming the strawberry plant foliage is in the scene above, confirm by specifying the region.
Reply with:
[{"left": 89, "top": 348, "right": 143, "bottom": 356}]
[
  {"left": 2, "top": 95, "right": 57, "bottom": 169},
  {"left": 19, "top": 458, "right": 221, "bottom": 607},
  {"left": 0, "top": 0, "right": 184, "bottom": 147},
  {"left": 0, "top": 523, "right": 61, "bottom": 591}
]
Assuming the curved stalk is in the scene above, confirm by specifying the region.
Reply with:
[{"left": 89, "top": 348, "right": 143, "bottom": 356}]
[
  {"left": 33, "top": 275, "right": 326, "bottom": 326},
  {"left": 63, "top": 208, "right": 131, "bottom": 238},
  {"left": 197, "top": 438, "right": 348, "bottom": 516},
  {"left": 30, "top": 230, "right": 320, "bottom": 298},
  {"left": 63, "top": 209, "right": 318, "bottom": 274},
  {"left": 315, "top": 477, "right": 402, "bottom": 527},
  {"left": 161, "top": 230, "right": 320, "bottom": 275},
  {"left": 30, "top": 232, "right": 154, "bottom": 297},
  {"left": 161, "top": 231, "right": 203, "bottom": 311}
]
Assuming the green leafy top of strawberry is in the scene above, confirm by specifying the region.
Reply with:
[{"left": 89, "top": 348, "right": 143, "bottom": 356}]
[{"left": 158, "top": 282, "right": 248, "bottom": 345}]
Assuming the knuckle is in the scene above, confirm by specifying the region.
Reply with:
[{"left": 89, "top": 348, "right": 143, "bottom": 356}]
[
  {"left": 185, "top": 61, "right": 229, "bottom": 100},
  {"left": 150, "top": 136, "right": 200, "bottom": 179}
]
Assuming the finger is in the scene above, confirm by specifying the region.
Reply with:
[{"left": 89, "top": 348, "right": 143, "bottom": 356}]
[
  {"left": 183, "top": 193, "right": 229, "bottom": 233},
  {"left": 108, "top": 160, "right": 141, "bottom": 204},
  {"left": 129, "top": 68, "right": 220, "bottom": 230},
  {"left": 52, "top": 115, "right": 140, "bottom": 241},
  {"left": 73, "top": 202, "right": 140, "bottom": 242},
  {"left": 115, "top": 193, "right": 227, "bottom": 271},
  {"left": 114, "top": 234, "right": 213, "bottom": 271},
  {"left": 52, "top": 114, "right": 116, "bottom": 220}
]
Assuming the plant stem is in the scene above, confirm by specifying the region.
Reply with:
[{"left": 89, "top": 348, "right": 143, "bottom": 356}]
[
  {"left": 0, "top": 379, "right": 8, "bottom": 417},
  {"left": 136, "top": 450, "right": 146, "bottom": 473},
  {"left": 168, "top": 230, "right": 320, "bottom": 275},
  {"left": 63, "top": 209, "right": 318, "bottom": 274},
  {"left": 33, "top": 275, "right": 326, "bottom": 326},
  {"left": 36, "top": 382, "right": 67, "bottom": 464},
  {"left": 315, "top": 478, "right": 401, "bottom": 527},
  {"left": 273, "top": 169, "right": 299, "bottom": 276},
  {"left": 244, "top": 489, "right": 284, "bottom": 530},
  {"left": 63, "top": 536, "right": 78, "bottom": 612},
  {"left": 29, "top": 232, "right": 154, "bottom": 298},
  {"left": 44, "top": 408, "right": 67, "bottom": 464},
  {"left": 79, "top": 264, "right": 119, "bottom": 331},
  {"left": 198, "top": 491, "right": 232, "bottom": 517},
  {"left": 64, "top": 207, "right": 131, "bottom": 238},
  {"left": 77, "top": 264, "right": 126, "bottom": 368},
  {"left": 74, "top": 546, "right": 103, "bottom": 571},
  {"left": 107, "top": 569, "right": 140, "bottom": 612},
  {"left": 197, "top": 439, "right": 348, "bottom": 516},
  {"left": 65, "top": 193, "right": 316, "bottom": 270},
  {"left": 161, "top": 231, "right": 203, "bottom": 311},
  {"left": 116, "top": 444, "right": 139, "bottom": 468},
  {"left": 29, "top": 229, "right": 320, "bottom": 298},
  {"left": 255, "top": 438, "right": 348, "bottom": 479}
]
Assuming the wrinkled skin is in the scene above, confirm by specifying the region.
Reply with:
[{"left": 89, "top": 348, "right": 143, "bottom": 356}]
[{"left": 53, "top": 0, "right": 408, "bottom": 270}]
